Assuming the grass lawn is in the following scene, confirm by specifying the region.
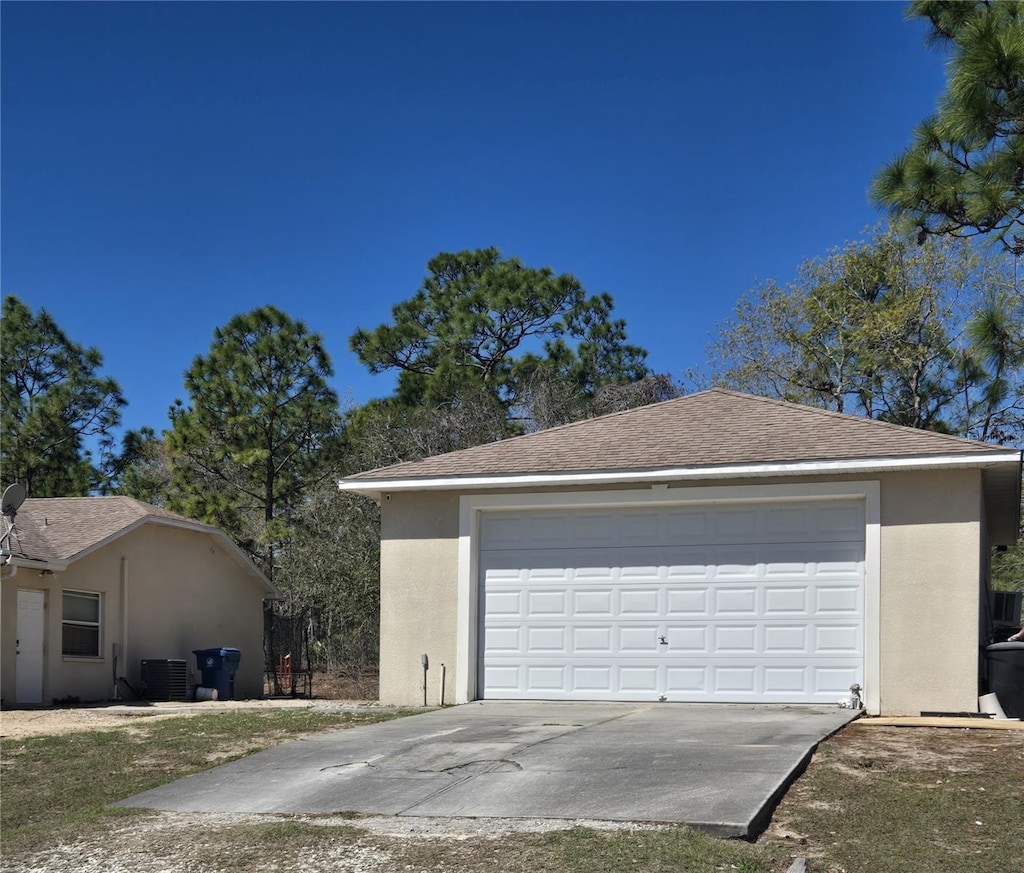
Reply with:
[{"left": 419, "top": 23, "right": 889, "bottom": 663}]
[{"left": 0, "top": 711, "right": 1020, "bottom": 873}]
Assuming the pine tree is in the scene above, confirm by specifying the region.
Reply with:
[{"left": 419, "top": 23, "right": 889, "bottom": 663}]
[
  {"left": 872, "top": 0, "right": 1024, "bottom": 254},
  {"left": 165, "top": 306, "right": 342, "bottom": 580},
  {"left": 0, "top": 295, "right": 125, "bottom": 495}
]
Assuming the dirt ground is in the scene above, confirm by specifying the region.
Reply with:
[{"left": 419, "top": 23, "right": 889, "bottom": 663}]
[
  {"left": 1, "top": 668, "right": 380, "bottom": 740},
  {"left": 0, "top": 698, "right": 386, "bottom": 740}
]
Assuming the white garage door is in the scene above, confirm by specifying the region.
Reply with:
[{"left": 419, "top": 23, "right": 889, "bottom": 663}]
[{"left": 480, "top": 500, "right": 864, "bottom": 703}]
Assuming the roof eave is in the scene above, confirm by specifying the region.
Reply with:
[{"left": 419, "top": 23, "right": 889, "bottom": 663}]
[{"left": 339, "top": 451, "right": 1024, "bottom": 497}]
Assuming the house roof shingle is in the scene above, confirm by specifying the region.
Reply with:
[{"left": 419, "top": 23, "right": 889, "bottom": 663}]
[
  {"left": 345, "top": 389, "right": 1015, "bottom": 483},
  {"left": 4, "top": 497, "right": 211, "bottom": 563}
]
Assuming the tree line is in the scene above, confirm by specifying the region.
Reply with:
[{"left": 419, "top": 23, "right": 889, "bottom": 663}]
[{"left": 2, "top": 1, "right": 1023, "bottom": 668}]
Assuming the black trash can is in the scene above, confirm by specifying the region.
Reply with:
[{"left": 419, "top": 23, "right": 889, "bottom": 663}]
[
  {"left": 193, "top": 647, "right": 242, "bottom": 701},
  {"left": 986, "top": 642, "right": 1024, "bottom": 719}
]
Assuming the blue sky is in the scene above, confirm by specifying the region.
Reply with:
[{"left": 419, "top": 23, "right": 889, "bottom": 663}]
[{"left": 2, "top": 2, "right": 946, "bottom": 439}]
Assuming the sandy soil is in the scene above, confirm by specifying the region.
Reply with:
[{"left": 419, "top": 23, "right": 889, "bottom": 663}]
[{"left": 0, "top": 699, "right": 382, "bottom": 740}]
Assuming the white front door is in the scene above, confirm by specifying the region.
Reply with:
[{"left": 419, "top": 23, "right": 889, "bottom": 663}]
[
  {"left": 480, "top": 500, "right": 865, "bottom": 703},
  {"left": 16, "top": 589, "right": 45, "bottom": 704}
]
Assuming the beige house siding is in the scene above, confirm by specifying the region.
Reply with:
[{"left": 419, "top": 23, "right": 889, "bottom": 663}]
[
  {"left": 1, "top": 523, "right": 266, "bottom": 705},
  {"left": 875, "top": 470, "right": 981, "bottom": 715},
  {"left": 376, "top": 469, "right": 984, "bottom": 716},
  {"left": 379, "top": 492, "right": 460, "bottom": 705}
]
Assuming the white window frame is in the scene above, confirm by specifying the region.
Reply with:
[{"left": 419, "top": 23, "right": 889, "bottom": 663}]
[
  {"left": 62, "top": 589, "right": 103, "bottom": 660},
  {"left": 457, "top": 481, "right": 881, "bottom": 713}
]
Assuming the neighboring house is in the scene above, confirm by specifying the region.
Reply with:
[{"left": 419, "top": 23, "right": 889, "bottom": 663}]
[
  {"left": 339, "top": 389, "right": 1022, "bottom": 717},
  {"left": 0, "top": 497, "right": 276, "bottom": 705}
]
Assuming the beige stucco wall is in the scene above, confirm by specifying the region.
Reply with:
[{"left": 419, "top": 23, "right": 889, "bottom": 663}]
[
  {"left": 1, "top": 523, "right": 268, "bottom": 705},
  {"left": 376, "top": 469, "right": 988, "bottom": 716},
  {"left": 875, "top": 470, "right": 981, "bottom": 715},
  {"left": 378, "top": 491, "right": 461, "bottom": 705}
]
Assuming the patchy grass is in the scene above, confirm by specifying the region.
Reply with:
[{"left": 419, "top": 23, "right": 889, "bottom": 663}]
[
  {"left": 762, "top": 723, "right": 1024, "bottom": 872},
  {"left": 390, "top": 827, "right": 777, "bottom": 872},
  {"left": 2, "top": 714, "right": 1021, "bottom": 873},
  {"left": 0, "top": 709, "right": 409, "bottom": 856}
]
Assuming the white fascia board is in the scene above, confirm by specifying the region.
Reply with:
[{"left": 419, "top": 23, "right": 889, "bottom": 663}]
[
  {"left": 8, "top": 557, "right": 68, "bottom": 572},
  {"left": 341, "top": 451, "right": 1022, "bottom": 495}
]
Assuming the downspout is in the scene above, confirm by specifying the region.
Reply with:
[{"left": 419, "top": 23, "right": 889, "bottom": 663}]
[{"left": 117, "top": 556, "right": 127, "bottom": 698}]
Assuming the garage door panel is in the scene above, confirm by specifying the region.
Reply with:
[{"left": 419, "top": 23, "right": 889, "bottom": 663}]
[
  {"left": 764, "top": 587, "right": 809, "bottom": 613},
  {"left": 666, "top": 666, "right": 708, "bottom": 692},
  {"left": 764, "top": 625, "right": 809, "bottom": 652},
  {"left": 764, "top": 666, "right": 810, "bottom": 693},
  {"left": 527, "top": 590, "right": 566, "bottom": 615},
  {"left": 813, "top": 666, "right": 860, "bottom": 694},
  {"left": 573, "top": 666, "right": 613, "bottom": 691},
  {"left": 667, "top": 626, "right": 707, "bottom": 651},
  {"left": 667, "top": 589, "right": 709, "bottom": 615},
  {"left": 572, "top": 626, "right": 613, "bottom": 652},
  {"left": 572, "top": 590, "right": 613, "bottom": 615},
  {"left": 619, "top": 666, "right": 659, "bottom": 692},
  {"left": 526, "top": 627, "right": 566, "bottom": 652},
  {"left": 526, "top": 665, "right": 567, "bottom": 691},
  {"left": 713, "top": 587, "right": 758, "bottom": 614},
  {"left": 619, "top": 589, "right": 660, "bottom": 615},
  {"left": 481, "top": 500, "right": 864, "bottom": 703},
  {"left": 485, "top": 590, "right": 522, "bottom": 617},
  {"left": 814, "top": 625, "right": 860, "bottom": 652},
  {"left": 485, "top": 665, "right": 522, "bottom": 692},
  {"left": 814, "top": 586, "right": 861, "bottom": 614}
]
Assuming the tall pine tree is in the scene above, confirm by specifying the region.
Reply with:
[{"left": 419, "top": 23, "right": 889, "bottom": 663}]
[
  {"left": 872, "top": 0, "right": 1024, "bottom": 254},
  {"left": 1, "top": 295, "right": 126, "bottom": 495},
  {"left": 165, "top": 306, "right": 342, "bottom": 580}
]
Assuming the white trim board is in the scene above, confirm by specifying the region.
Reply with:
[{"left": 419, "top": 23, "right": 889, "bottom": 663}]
[
  {"left": 456, "top": 481, "right": 882, "bottom": 714},
  {"left": 343, "top": 452, "right": 1019, "bottom": 495}
]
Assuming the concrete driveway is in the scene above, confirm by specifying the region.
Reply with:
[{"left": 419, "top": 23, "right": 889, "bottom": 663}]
[{"left": 118, "top": 701, "right": 857, "bottom": 837}]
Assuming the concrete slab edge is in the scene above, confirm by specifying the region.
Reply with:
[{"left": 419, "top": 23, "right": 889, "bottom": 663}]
[{"left": 743, "top": 712, "right": 861, "bottom": 840}]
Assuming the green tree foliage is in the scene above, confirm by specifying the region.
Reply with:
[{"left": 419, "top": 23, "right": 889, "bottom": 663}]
[
  {"left": 0, "top": 295, "right": 126, "bottom": 495},
  {"left": 349, "top": 248, "right": 650, "bottom": 410},
  {"left": 344, "top": 385, "right": 513, "bottom": 473},
  {"left": 872, "top": 0, "right": 1024, "bottom": 254},
  {"left": 703, "top": 228, "right": 1024, "bottom": 439},
  {"left": 108, "top": 429, "right": 174, "bottom": 502},
  {"left": 165, "top": 306, "right": 343, "bottom": 580},
  {"left": 276, "top": 481, "right": 381, "bottom": 670}
]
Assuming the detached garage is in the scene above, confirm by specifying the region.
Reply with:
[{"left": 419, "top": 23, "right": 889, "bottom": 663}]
[{"left": 339, "top": 390, "right": 1021, "bottom": 716}]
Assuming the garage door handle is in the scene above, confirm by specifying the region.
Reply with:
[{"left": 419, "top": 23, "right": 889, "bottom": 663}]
[{"left": 658, "top": 636, "right": 668, "bottom": 645}]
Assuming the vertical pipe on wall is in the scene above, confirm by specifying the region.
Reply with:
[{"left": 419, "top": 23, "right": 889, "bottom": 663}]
[
  {"left": 439, "top": 663, "right": 446, "bottom": 707},
  {"left": 119, "top": 556, "right": 127, "bottom": 695}
]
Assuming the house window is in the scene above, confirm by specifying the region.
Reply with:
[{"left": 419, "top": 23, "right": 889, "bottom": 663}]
[{"left": 62, "top": 591, "right": 101, "bottom": 658}]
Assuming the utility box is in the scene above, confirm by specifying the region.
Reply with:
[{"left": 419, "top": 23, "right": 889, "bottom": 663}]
[
  {"left": 193, "top": 647, "right": 242, "bottom": 701},
  {"left": 141, "top": 659, "right": 188, "bottom": 702},
  {"left": 986, "top": 642, "right": 1024, "bottom": 719}
]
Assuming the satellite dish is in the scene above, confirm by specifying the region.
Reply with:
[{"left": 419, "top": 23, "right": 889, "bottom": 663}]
[{"left": 2, "top": 483, "right": 27, "bottom": 518}]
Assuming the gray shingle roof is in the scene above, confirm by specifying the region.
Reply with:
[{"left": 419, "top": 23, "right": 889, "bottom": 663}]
[
  {"left": 5, "top": 496, "right": 213, "bottom": 563},
  {"left": 346, "top": 389, "right": 1012, "bottom": 483}
]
